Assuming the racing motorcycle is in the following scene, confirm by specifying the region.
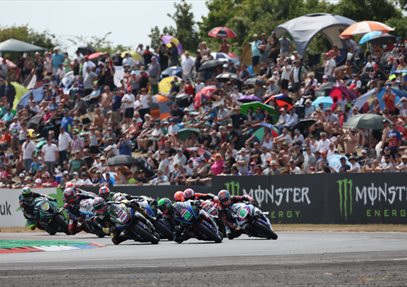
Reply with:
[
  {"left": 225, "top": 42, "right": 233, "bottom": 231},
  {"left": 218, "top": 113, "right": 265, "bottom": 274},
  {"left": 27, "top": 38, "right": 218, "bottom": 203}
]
[
  {"left": 199, "top": 199, "right": 226, "bottom": 237},
  {"left": 173, "top": 201, "right": 223, "bottom": 243},
  {"left": 137, "top": 199, "right": 174, "bottom": 240},
  {"left": 105, "top": 201, "right": 160, "bottom": 244},
  {"left": 230, "top": 203, "right": 278, "bottom": 240},
  {"left": 32, "top": 197, "right": 70, "bottom": 235},
  {"left": 76, "top": 198, "right": 107, "bottom": 238}
]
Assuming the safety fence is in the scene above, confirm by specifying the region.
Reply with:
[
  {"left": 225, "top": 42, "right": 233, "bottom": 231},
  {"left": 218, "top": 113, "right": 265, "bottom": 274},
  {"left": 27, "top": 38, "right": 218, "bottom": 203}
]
[{"left": 1, "top": 173, "right": 406, "bottom": 227}]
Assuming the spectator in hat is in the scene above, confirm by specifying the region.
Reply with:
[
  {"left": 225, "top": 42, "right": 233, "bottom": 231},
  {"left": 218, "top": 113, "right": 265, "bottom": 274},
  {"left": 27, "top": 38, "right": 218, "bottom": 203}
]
[
  {"left": 396, "top": 155, "right": 407, "bottom": 172},
  {"left": 348, "top": 155, "right": 361, "bottom": 173}
]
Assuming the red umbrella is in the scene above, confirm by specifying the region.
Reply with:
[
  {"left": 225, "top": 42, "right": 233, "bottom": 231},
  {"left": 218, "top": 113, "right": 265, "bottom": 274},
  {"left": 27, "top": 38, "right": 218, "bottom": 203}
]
[
  {"left": 88, "top": 52, "right": 107, "bottom": 60},
  {"left": 208, "top": 26, "right": 237, "bottom": 39},
  {"left": 265, "top": 94, "right": 293, "bottom": 110},
  {"left": 194, "top": 86, "right": 218, "bottom": 108}
]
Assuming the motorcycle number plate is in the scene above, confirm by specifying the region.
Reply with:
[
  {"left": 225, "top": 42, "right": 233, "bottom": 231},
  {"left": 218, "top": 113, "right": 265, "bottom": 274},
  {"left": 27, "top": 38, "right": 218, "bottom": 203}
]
[
  {"left": 181, "top": 208, "right": 192, "bottom": 221},
  {"left": 238, "top": 208, "right": 249, "bottom": 219},
  {"left": 115, "top": 209, "right": 129, "bottom": 223}
]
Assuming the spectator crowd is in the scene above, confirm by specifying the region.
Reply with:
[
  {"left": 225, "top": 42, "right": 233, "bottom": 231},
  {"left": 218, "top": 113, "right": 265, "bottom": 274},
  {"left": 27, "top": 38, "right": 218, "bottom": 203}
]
[{"left": 0, "top": 31, "right": 406, "bottom": 188}]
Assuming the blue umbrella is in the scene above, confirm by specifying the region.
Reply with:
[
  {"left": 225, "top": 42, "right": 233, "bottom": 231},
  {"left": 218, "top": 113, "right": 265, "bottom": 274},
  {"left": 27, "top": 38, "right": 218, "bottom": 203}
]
[
  {"left": 359, "top": 31, "right": 395, "bottom": 45},
  {"left": 312, "top": 96, "right": 333, "bottom": 109},
  {"left": 161, "top": 66, "right": 182, "bottom": 78},
  {"left": 327, "top": 154, "right": 351, "bottom": 172},
  {"left": 17, "top": 87, "right": 44, "bottom": 109},
  {"left": 377, "top": 87, "right": 407, "bottom": 109}
]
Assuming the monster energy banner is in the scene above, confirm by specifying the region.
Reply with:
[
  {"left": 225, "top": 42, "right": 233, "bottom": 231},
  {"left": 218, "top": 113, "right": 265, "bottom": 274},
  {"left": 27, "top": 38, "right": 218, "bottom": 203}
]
[
  {"left": 80, "top": 173, "right": 407, "bottom": 224},
  {"left": 211, "top": 174, "right": 407, "bottom": 224}
]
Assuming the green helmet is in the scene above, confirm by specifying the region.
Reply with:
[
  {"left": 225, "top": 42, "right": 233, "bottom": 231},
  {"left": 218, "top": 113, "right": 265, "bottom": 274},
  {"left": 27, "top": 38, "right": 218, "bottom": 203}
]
[
  {"left": 22, "top": 186, "right": 32, "bottom": 196},
  {"left": 158, "top": 198, "right": 172, "bottom": 211}
]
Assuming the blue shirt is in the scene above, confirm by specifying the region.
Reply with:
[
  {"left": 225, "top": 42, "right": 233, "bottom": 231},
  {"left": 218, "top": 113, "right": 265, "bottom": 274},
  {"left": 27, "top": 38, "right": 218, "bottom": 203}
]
[
  {"left": 61, "top": 116, "right": 73, "bottom": 132},
  {"left": 52, "top": 53, "right": 65, "bottom": 69}
]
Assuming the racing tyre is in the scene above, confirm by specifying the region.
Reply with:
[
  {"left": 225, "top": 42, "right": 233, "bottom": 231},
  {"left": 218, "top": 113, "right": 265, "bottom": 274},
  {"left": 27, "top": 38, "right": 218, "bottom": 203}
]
[
  {"left": 197, "top": 222, "right": 223, "bottom": 243},
  {"left": 131, "top": 223, "right": 160, "bottom": 244},
  {"left": 154, "top": 220, "right": 174, "bottom": 241},
  {"left": 253, "top": 221, "right": 278, "bottom": 240},
  {"left": 54, "top": 214, "right": 70, "bottom": 235}
]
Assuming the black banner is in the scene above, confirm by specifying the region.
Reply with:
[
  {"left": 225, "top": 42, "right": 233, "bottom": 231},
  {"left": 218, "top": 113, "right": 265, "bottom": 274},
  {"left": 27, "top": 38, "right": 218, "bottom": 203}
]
[{"left": 83, "top": 173, "right": 407, "bottom": 224}]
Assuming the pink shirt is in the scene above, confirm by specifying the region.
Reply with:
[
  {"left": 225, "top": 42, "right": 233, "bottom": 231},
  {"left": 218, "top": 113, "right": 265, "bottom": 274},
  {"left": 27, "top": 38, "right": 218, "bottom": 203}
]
[{"left": 210, "top": 160, "right": 224, "bottom": 176}]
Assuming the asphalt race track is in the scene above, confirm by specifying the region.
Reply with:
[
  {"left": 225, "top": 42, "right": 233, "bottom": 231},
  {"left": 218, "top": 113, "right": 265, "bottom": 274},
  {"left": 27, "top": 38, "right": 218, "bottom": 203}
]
[{"left": 1, "top": 232, "right": 407, "bottom": 287}]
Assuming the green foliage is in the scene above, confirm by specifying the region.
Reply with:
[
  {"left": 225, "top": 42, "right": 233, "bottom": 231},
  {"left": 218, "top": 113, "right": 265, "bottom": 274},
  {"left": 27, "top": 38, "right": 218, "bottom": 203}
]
[
  {"left": 386, "top": 17, "right": 407, "bottom": 38},
  {"left": 167, "top": 0, "right": 200, "bottom": 52},
  {"left": 149, "top": 26, "right": 162, "bottom": 51},
  {"left": 0, "top": 25, "right": 56, "bottom": 50},
  {"left": 332, "top": 0, "right": 401, "bottom": 22}
]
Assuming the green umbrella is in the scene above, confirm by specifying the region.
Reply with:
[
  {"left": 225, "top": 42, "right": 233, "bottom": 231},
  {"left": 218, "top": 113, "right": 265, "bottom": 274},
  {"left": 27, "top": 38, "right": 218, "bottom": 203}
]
[
  {"left": 176, "top": 128, "right": 200, "bottom": 141},
  {"left": 343, "top": 113, "right": 386, "bottom": 130},
  {"left": 240, "top": 102, "right": 278, "bottom": 123}
]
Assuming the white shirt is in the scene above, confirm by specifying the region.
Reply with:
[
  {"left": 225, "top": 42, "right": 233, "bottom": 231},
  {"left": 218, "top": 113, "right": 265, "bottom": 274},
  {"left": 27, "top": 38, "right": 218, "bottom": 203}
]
[
  {"left": 58, "top": 132, "right": 72, "bottom": 151},
  {"left": 281, "top": 65, "right": 292, "bottom": 81},
  {"left": 316, "top": 138, "right": 331, "bottom": 153},
  {"left": 139, "top": 94, "right": 150, "bottom": 109},
  {"left": 181, "top": 56, "right": 195, "bottom": 75},
  {"left": 121, "top": 93, "right": 135, "bottom": 109},
  {"left": 41, "top": 143, "right": 58, "bottom": 162},
  {"left": 82, "top": 60, "right": 96, "bottom": 78},
  {"left": 324, "top": 58, "right": 336, "bottom": 77},
  {"left": 22, "top": 140, "right": 36, "bottom": 160}
]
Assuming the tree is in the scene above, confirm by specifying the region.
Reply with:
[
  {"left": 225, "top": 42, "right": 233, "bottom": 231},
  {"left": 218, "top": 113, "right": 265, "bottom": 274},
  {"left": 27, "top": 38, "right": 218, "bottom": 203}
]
[
  {"left": 0, "top": 25, "right": 56, "bottom": 50},
  {"left": 167, "top": 0, "right": 200, "bottom": 52},
  {"left": 149, "top": 26, "right": 161, "bottom": 51},
  {"left": 67, "top": 32, "right": 130, "bottom": 55}
]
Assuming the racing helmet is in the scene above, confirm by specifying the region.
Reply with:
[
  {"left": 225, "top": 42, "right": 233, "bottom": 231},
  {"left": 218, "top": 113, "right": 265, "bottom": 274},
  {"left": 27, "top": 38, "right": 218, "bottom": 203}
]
[
  {"left": 22, "top": 186, "right": 33, "bottom": 197},
  {"left": 112, "top": 193, "right": 126, "bottom": 202},
  {"left": 183, "top": 188, "right": 195, "bottom": 200},
  {"left": 157, "top": 198, "right": 172, "bottom": 212},
  {"left": 93, "top": 197, "right": 107, "bottom": 215},
  {"left": 173, "top": 191, "right": 185, "bottom": 202},
  {"left": 65, "top": 182, "right": 76, "bottom": 189},
  {"left": 217, "top": 189, "right": 231, "bottom": 206},
  {"left": 99, "top": 185, "right": 110, "bottom": 199},
  {"left": 63, "top": 188, "right": 76, "bottom": 203}
]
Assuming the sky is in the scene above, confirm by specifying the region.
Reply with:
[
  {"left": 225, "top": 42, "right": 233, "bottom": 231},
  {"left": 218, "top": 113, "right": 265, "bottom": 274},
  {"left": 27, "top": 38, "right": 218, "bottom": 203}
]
[{"left": 0, "top": 0, "right": 209, "bottom": 54}]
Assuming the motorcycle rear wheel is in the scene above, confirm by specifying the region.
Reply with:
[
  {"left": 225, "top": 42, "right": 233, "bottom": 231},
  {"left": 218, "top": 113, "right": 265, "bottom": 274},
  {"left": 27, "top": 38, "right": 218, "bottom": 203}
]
[{"left": 197, "top": 222, "right": 223, "bottom": 243}]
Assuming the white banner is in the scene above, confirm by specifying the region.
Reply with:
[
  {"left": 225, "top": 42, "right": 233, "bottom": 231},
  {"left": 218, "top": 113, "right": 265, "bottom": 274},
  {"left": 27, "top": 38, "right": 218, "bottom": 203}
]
[{"left": 0, "top": 188, "right": 56, "bottom": 228}]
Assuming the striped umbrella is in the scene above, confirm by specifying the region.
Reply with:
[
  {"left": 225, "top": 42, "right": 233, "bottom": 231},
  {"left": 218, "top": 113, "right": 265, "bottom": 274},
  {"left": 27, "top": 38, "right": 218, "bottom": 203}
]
[
  {"left": 150, "top": 94, "right": 173, "bottom": 120},
  {"left": 340, "top": 21, "right": 394, "bottom": 38}
]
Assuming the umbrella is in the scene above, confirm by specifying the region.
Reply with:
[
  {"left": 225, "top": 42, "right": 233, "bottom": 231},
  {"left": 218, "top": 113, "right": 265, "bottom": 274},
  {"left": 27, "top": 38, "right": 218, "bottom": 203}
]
[
  {"left": 198, "top": 59, "right": 223, "bottom": 71},
  {"left": 251, "top": 123, "right": 279, "bottom": 141},
  {"left": 343, "top": 113, "right": 385, "bottom": 130},
  {"left": 327, "top": 154, "right": 351, "bottom": 173},
  {"left": 121, "top": 51, "right": 143, "bottom": 63},
  {"left": 176, "top": 128, "right": 200, "bottom": 141},
  {"left": 11, "top": 82, "right": 28, "bottom": 110},
  {"left": 0, "top": 38, "right": 45, "bottom": 52},
  {"left": 0, "top": 57, "right": 16, "bottom": 68},
  {"left": 83, "top": 89, "right": 101, "bottom": 102},
  {"left": 244, "top": 77, "right": 266, "bottom": 86},
  {"left": 36, "top": 139, "right": 46, "bottom": 150},
  {"left": 293, "top": 119, "right": 316, "bottom": 135},
  {"left": 107, "top": 155, "right": 139, "bottom": 166},
  {"left": 340, "top": 21, "right": 394, "bottom": 38},
  {"left": 16, "top": 87, "right": 44, "bottom": 110},
  {"left": 208, "top": 26, "right": 237, "bottom": 39},
  {"left": 265, "top": 93, "right": 293, "bottom": 109},
  {"left": 27, "top": 114, "right": 43, "bottom": 128},
  {"left": 216, "top": 72, "right": 242, "bottom": 83},
  {"left": 359, "top": 31, "right": 396, "bottom": 45},
  {"left": 161, "top": 66, "right": 182, "bottom": 78},
  {"left": 161, "top": 35, "right": 183, "bottom": 55},
  {"left": 150, "top": 94, "right": 173, "bottom": 120},
  {"left": 87, "top": 51, "right": 107, "bottom": 60},
  {"left": 194, "top": 86, "right": 218, "bottom": 108},
  {"left": 329, "top": 86, "right": 358, "bottom": 102},
  {"left": 240, "top": 102, "right": 278, "bottom": 123},
  {"left": 312, "top": 96, "right": 333, "bottom": 109},
  {"left": 158, "top": 76, "right": 181, "bottom": 95},
  {"left": 238, "top": 94, "right": 262, "bottom": 103}
]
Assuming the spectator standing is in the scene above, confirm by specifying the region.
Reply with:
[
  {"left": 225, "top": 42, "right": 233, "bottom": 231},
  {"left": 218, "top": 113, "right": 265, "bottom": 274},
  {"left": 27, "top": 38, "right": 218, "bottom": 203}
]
[
  {"left": 41, "top": 137, "right": 58, "bottom": 176},
  {"left": 57, "top": 127, "right": 72, "bottom": 166},
  {"left": 21, "top": 137, "right": 36, "bottom": 173}
]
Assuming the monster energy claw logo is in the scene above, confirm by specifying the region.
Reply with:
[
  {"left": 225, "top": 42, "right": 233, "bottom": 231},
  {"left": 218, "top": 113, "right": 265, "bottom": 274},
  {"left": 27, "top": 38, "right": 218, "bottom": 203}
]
[
  {"left": 224, "top": 181, "right": 240, "bottom": 196},
  {"left": 337, "top": 179, "right": 353, "bottom": 220}
]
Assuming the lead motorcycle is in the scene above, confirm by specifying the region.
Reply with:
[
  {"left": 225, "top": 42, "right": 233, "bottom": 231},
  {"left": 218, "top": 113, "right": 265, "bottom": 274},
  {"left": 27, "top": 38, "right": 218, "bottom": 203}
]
[
  {"left": 103, "top": 201, "right": 160, "bottom": 244},
  {"left": 230, "top": 203, "right": 278, "bottom": 240},
  {"left": 173, "top": 201, "right": 223, "bottom": 243},
  {"left": 32, "top": 197, "right": 70, "bottom": 235}
]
